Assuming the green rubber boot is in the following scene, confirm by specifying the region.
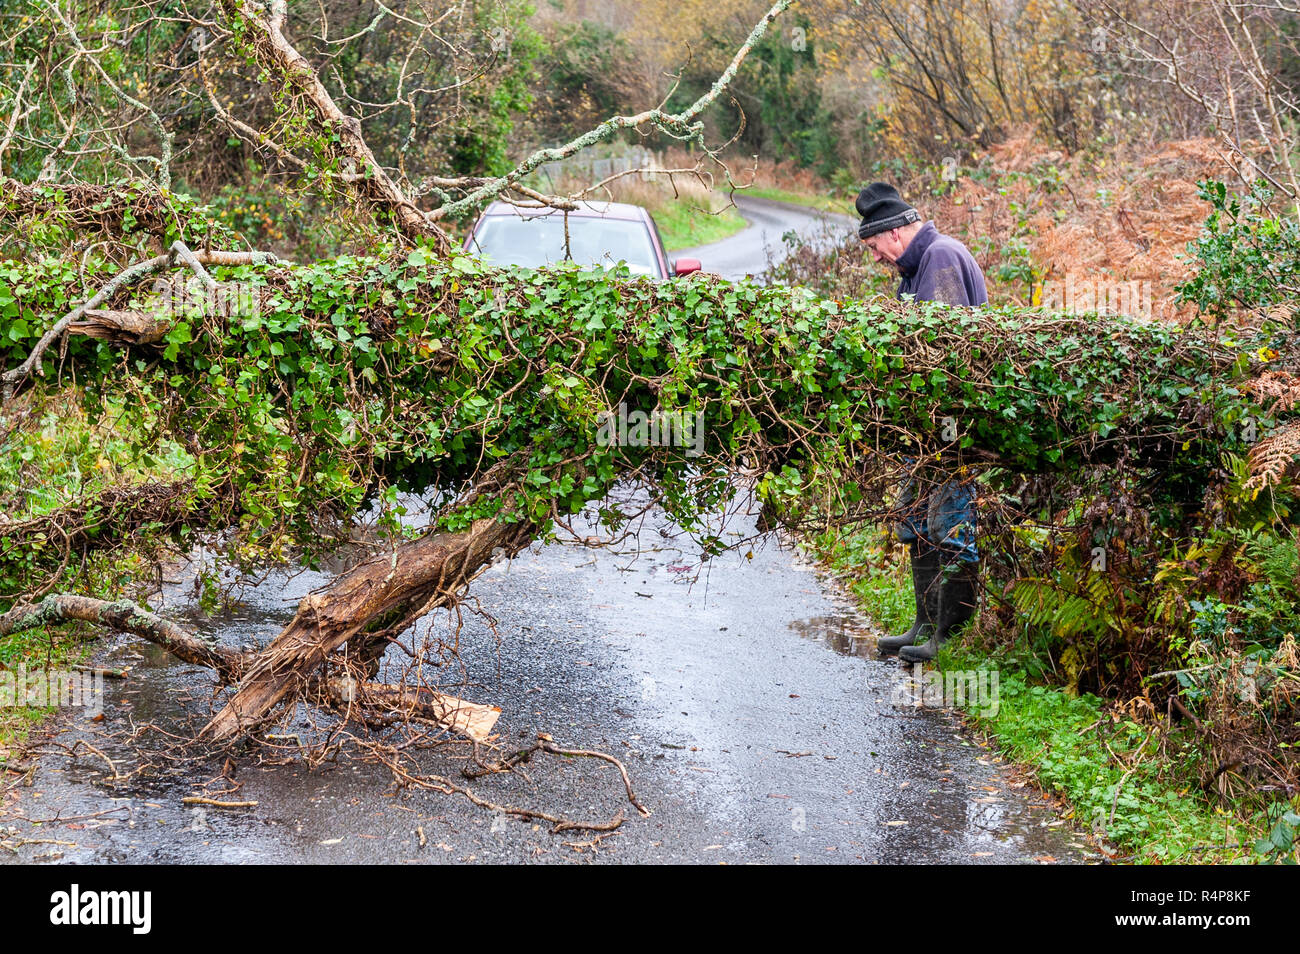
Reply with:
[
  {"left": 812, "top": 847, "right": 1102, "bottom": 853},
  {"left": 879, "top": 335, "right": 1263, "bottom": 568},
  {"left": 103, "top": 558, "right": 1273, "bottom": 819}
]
[
  {"left": 876, "top": 542, "right": 941, "bottom": 655},
  {"left": 899, "top": 561, "right": 978, "bottom": 663}
]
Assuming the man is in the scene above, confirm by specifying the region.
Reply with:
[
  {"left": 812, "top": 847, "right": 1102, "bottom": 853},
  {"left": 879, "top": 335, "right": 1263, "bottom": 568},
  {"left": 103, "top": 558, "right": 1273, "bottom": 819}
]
[{"left": 855, "top": 182, "right": 985, "bottom": 663}]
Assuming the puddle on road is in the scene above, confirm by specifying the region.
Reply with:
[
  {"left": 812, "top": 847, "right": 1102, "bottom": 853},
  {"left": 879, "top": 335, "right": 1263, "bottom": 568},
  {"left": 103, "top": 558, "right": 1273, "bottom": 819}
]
[{"left": 788, "top": 614, "right": 879, "bottom": 658}]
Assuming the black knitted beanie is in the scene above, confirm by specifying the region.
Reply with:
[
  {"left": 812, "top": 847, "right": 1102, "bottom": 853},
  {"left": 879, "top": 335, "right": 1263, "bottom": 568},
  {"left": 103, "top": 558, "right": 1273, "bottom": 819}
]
[{"left": 855, "top": 182, "right": 920, "bottom": 238}]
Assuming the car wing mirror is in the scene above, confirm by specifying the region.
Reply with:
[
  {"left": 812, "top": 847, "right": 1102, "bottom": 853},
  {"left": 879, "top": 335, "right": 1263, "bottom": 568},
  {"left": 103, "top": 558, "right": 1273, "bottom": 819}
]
[{"left": 673, "top": 257, "right": 702, "bottom": 276}]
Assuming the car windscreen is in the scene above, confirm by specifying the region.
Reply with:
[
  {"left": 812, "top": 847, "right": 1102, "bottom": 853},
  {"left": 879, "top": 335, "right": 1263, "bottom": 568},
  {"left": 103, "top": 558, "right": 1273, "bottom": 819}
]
[{"left": 469, "top": 213, "right": 660, "bottom": 276}]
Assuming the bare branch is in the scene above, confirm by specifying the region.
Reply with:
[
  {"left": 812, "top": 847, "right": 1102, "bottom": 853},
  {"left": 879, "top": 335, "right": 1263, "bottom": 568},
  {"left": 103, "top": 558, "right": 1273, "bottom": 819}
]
[
  {"left": 431, "top": 0, "right": 793, "bottom": 221},
  {"left": 42, "top": 0, "right": 175, "bottom": 188},
  {"left": 215, "top": 0, "right": 452, "bottom": 248}
]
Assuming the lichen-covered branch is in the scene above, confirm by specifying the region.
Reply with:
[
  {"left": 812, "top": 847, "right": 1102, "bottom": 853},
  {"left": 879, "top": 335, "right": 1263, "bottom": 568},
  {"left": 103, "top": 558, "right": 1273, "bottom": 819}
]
[
  {"left": 41, "top": 0, "right": 175, "bottom": 188},
  {"left": 0, "top": 593, "right": 241, "bottom": 676},
  {"left": 432, "top": 0, "right": 794, "bottom": 221}
]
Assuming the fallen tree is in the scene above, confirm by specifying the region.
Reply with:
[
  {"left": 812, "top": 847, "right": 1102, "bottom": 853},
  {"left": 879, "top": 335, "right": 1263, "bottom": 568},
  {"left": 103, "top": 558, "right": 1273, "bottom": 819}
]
[
  {"left": 0, "top": 244, "right": 1275, "bottom": 746},
  {"left": 0, "top": 0, "right": 817, "bottom": 762},
  {"left": 201, "top": 514, "right": 533, "bottom": 741}
]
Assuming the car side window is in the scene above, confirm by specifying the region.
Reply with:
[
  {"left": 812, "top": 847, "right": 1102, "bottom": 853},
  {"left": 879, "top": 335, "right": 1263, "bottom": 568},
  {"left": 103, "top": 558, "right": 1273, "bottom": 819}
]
[{"left": 646, "top": 218, "right": 669, "bottom": 278}]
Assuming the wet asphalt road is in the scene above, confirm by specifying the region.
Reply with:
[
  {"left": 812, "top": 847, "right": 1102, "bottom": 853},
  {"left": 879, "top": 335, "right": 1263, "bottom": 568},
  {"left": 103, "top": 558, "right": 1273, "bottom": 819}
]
[
  {"left": 2, "top": 203, "right": 1093, "bottom": 864},
  {"left": 1, "top": 492, "right": 1095, "bottom": 865},
  {"left": 675, "top": 194, "right": 857, "bottom": 281}
]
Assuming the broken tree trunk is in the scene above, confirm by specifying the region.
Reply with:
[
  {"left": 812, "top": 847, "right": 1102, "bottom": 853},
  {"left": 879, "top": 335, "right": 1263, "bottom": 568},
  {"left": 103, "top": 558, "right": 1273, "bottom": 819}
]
[
  {"left": 69, "top": 308, "right": 170, "bottom": 346},
  {"left": 317, "top": 676, "right": 502, "bottom": 743},
  {"left": 0, "top": 593, "right": 505, "bottom": 743},
  {"left": 200, "top": 516, "right": 535, "bottom": 742}
]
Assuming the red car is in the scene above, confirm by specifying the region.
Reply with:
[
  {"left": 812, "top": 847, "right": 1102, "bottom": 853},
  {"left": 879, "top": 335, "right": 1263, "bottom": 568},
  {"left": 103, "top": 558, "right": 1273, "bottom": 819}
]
[{"left": 463, "top": 200, "right": 702, "bottom": 279}]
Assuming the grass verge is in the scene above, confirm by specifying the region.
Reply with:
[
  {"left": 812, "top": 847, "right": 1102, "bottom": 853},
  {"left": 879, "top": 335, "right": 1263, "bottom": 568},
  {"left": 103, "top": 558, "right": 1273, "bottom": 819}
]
[
  {"left": 651, "top": 199, "right": 747, "bottom": 250},
  {"left": 1, "top": 387, "right": 186, "bottom": 762},
  {"left": 938, "top": 642, "right": 1252, "bottom": 862},
  {"left": 0, "top": 626, "right": 93, "bottom": 760},
  {"left": 742, "top": 186, "right": 845, "bottom": 214}
]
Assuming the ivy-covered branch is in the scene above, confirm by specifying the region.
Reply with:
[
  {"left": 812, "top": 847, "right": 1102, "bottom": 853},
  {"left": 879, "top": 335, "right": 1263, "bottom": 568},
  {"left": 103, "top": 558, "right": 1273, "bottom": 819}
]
[
  {"left": 1, "top": 249, "right": 1263, "bottom": 565},
  {"left": 1, "top": 243, "right": 275, "bottom": 401},
  {"left": 0, "top": 243, "right": 1279, "bottom": 746}
]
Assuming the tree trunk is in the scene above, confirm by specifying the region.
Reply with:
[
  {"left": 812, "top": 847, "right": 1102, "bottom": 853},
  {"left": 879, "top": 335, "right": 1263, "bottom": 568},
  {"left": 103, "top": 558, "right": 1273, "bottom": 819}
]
[{"left": 201, "top": 516, "right": 534, "bottom": 742}]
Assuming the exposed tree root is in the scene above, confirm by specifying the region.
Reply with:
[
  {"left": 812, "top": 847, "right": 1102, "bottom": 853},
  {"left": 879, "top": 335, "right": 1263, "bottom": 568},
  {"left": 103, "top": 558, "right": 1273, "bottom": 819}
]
[
  {"left": 2, "top": 586, "right": 650, "bottom": 836},
  {"left": 464, "top": 734, "right": 653, "bottom": 819},
  {"left": 371, "top": 741, "right": 633, "bottom": 834}
]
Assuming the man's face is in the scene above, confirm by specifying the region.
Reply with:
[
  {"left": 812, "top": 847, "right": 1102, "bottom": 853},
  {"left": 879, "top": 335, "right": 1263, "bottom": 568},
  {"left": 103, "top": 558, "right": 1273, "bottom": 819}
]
[{"left": 861, "top": 228, "right": 906, "bottom": 267}]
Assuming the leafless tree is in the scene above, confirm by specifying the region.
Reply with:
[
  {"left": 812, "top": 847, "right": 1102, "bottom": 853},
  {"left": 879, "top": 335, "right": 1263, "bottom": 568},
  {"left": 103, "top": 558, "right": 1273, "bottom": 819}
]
[{"left": 1082, "top": 0, "right": 1300, "bottom": 207}]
